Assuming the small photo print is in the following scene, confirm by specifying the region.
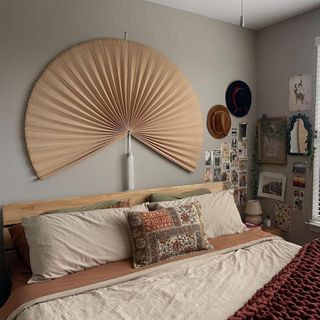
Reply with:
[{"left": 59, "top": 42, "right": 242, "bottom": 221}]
[
  {"left": 221, "top": 143, "right": 230, "bottom": 163},
  {"left": 213, "top": 148, "right": 221, "bottom": 167},
  {"left": 231, "top": 169, "right": 239, "bottom": 186},
  {"left": 231, "top": 128, "right": 238, "bottom": 149},
  {"left": 213, "top": 167, "right": 222, "bottom": 182},
  {"left": 238, "top": 141, "right": 247, "bottom": 160},
  {"left": 239, "top": 123, "right": 247, "bottom": 140},
  {"left": 221, "top": 171, "right": 230, "bottom": 182},
  {"left": 238, "top": 188, "right": 247, "bottom": 207},
  {"left": 293, "top": 190, "right": 304, "bottom": 211},
  {"left": 233, "top": 188, "right": 239, "bottom": 205},
  {"left": 203, "top": 167, "right": 213, "bottom": 183},
  {"left": 239, "top": 171, "right": 247, "bottom": 187},
  {"left": 230, "top": 151, "right": 238, "bottom": 168},
  {"left": 205, "top": 150, "right": 213, "bottom": 166},
  {"left": 223, "top": 163, "right": 230, "bottom": 171},
  {"left": 292, "top": 162, "right": 306, "bottom": 174},
  {"left": 239, "top": 160, "right": 247, "bottom": 171},
  {"left": 293, "top": 176, "right": 306, "bottom": 188}
]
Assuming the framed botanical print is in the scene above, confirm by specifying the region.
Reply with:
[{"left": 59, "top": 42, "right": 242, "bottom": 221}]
[{"left": 257, "top": 117, "right": 287, "bottom": 165}]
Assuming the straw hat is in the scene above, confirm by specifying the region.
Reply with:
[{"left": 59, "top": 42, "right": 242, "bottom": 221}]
[{"left": 207, "top": 105, "right": 231, "bottom": 139}]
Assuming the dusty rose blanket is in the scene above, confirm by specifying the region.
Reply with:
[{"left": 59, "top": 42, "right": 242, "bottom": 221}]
[{"left": 229, "top": 238, "right": 320, "bottom": 320}]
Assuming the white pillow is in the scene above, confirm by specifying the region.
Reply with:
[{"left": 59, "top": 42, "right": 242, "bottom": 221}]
[
  {"left": 151, "top": 190, "right": 247, "bottom": 238},
  {"left": 22, "top": 204, "right": 147, "bottom": 283}
]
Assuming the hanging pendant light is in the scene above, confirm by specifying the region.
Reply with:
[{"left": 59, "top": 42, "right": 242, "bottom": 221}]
[{"left": 240, "top": 0, "right": 245, "bottom": 28}]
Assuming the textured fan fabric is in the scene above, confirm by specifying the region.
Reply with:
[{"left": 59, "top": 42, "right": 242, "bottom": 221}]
[{"left": 25, "top": 39, "right": 203, "bottom": 179}]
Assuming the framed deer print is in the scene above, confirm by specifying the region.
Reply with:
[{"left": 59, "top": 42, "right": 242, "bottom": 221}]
[{"left": 289, "top": 74, "right": 311, "bottom": 111}]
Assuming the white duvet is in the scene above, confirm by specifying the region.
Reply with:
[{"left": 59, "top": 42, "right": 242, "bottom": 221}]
[{"left": 16, "top": 238, "right": 300, "bottom": 320}]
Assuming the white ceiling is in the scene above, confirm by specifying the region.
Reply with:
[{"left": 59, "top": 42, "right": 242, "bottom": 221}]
[{"left": 145, "top": 0, "right": 320, "bottom": 30}]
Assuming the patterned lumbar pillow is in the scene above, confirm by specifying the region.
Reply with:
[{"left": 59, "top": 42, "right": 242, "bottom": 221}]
[{"left": 126, "top": 201, "right": 212, "bottom": 268}]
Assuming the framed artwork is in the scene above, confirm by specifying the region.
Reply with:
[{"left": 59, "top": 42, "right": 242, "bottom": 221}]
[
  {"left": 257, "top": 117, "right": 287, "bottom": 165},
  {"left": 289, "top": 74, "right": 311, "bottom": 111},
  {"left": 258, "top": 171, "right": 286, "bottom": 201}
]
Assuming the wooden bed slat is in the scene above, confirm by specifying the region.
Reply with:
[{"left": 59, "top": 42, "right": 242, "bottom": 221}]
[{"left": 2, "top": 182, "right": 224, "bottom": 226}]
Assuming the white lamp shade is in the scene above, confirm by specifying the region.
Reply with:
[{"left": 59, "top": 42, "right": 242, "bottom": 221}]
[{"left": 245, "top": 200, "right": 263, "bottom": 216}]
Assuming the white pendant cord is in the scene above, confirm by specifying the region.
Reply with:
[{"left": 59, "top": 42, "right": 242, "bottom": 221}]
[
  {"left": 127, "top": 131, "right": 134, "bottom": 191},
  {"left": 240, "top": 0, "right": 245, "bottom": 28}
]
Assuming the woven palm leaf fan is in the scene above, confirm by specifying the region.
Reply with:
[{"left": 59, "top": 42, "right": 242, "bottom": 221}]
[{"left": 25, "top": 39, "right": 203, "bottom": 179}]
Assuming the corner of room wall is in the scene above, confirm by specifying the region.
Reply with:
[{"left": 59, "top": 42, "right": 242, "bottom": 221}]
[{"left": 256, "top": 7, "right": 320, "bottom": 245}]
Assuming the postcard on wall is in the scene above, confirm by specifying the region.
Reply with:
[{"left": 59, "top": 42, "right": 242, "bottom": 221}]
[
  {"left": 293, "top": 190, "right": 304, "bottom": 211},
  {"left": 292, "top": 176, "right": 306, "bottom": 188},
  {"left": 238, "top": 188, "right": 247, "bottom": 207},
  {"left": 203, "top": 167, "right": 213, "bottom": 183},
  {"left": 230, "top": 151, "right": 238, "bottom": 168},
  {"left": 292, "top": 162, "right": 306, "bottom": 174},
  {"left": 233, "top": 188, "right": 239, "bottom": 205},
  {"left": 239, "top": 123, "right": 247, "bottom": 140},
  {"left": 231, "top": 128, "right": 238, "bottom": 149},
  {"left": 289, "top": 74, "right": 311, "bottom": 111},
  {"left": 213, "top": 148, "right": 221, "bottom": 167},
  {"left": 205, "top": 150, "right": 213, "bottom": 166},
  {"left": 239, "top": 160, "right": 247, "bottom": 171},
  {"left": 239, "top": 171, "right": 247, "bottom": 187},
  {"left": 221, "top": 143, "right": 230, "bottom": 163},
  {"left": 213, "top": 167, "right": 222, "bottom": 182},
  {"left": 274, "top": 202, "right": 291, "bottom": 231},
  {"left": 231, "top": 169, "right": 239, "bottom": 187},
  {"left": 221, "top": 171, "right": 230, "bottom": 182}
]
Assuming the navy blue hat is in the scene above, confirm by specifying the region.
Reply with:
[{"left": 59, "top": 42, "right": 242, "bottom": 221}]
[{"left": 225, "top": 80, "right": 251, "bottom": 117}]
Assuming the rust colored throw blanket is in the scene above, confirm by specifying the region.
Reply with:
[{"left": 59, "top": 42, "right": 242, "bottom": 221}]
[{"left": 230, "top": 238, "right": 320, "bottom": 320}]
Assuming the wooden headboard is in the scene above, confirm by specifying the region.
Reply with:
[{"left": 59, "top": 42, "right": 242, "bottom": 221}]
[{"left": 2, "top": 182, "right": 224, "bottom": 251}]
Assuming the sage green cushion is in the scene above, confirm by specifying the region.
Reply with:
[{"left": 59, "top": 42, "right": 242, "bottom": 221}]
[
  {"left": 45, "top": 199, "right": 130, "bottom": 214},
  {"left": 147, "top": 188, "right": 211, "bottom": 203}
]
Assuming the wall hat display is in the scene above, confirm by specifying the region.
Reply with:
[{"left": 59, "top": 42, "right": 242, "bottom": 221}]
[
  {"left": 225, "top": 80, "right": 252, "bottom": 117},
  {"left": 25, "top": 39, "right": 203, "bottom": 179},
  {"left": 206, "top": 105, "right": 231, "bottom": 139}
]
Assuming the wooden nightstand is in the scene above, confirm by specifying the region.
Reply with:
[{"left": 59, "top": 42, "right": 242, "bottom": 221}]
[{"left": 261, "top": 226, "right": 282, "bottom": 236}]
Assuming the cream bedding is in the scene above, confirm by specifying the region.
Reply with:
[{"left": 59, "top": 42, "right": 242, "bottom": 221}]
[{"left": 15, "top": 238, "right": 300, "bottom": 320}]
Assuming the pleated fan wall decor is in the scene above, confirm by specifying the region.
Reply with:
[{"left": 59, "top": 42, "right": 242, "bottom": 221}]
[{"left": 25, "top": 39, "right": 203, "bottom": 179}]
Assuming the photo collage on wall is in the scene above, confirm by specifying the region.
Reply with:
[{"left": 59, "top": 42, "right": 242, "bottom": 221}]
[
  {"left": 292, "top": 161, "right": 306, "bottom": 212},
  {"left": 204, "top": 124, "right": 248, "bottom": 207}
]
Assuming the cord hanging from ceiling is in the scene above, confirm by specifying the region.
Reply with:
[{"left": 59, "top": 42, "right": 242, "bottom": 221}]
[{"left": 240, "top": 0, "right": 245, "bottom": 28}]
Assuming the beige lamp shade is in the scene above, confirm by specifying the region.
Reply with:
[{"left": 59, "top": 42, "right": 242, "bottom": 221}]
[
  {"left": 245, "top": 200, "right": 263, "bottom": 216},
  {"left": 25, "top": 39, "right": 203, "bottom": 179}
]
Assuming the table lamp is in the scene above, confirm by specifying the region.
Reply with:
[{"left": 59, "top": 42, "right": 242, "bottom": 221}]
[{"left": 244, "top": 200, "right": 263, "bottom": 225}]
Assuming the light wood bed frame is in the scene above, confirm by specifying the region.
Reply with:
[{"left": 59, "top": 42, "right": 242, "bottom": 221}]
[{"left": 2, "top": 182, "right": 224, "bottom": 251}]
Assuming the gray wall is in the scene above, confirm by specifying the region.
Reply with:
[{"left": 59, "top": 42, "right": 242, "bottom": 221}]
[
  {"left": 256, "top": 8, "right": 320, "bottom": 244},
  {"left": 0, "top": 0, "right": 256, "bottom": 206}
]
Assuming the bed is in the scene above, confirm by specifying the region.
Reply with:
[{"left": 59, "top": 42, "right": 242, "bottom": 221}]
[{"left": 1, "top": 182, "right": 319, "bottom": 320}]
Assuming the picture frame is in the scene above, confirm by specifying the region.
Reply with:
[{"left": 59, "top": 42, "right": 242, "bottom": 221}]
[
  {"left": 257, "top": 117, "right": 287, "bottom": 165},
  {"left": 258, "top": 171, "right": 286, "bottom": 201},
  {"left": 289, "top": 74, "right": 311, "bottom": 111}
]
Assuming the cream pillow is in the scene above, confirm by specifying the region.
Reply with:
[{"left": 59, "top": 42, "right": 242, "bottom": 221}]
[
  {"left": 22, "top": 204, "right": 147, "bottom": 283},
  {"left": 149, "top": 190, "right": 247, "bottom": 238}
]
